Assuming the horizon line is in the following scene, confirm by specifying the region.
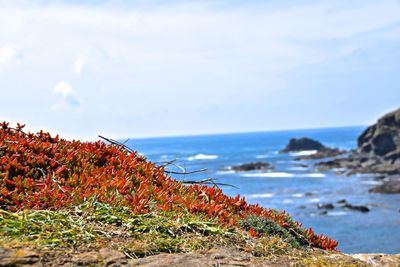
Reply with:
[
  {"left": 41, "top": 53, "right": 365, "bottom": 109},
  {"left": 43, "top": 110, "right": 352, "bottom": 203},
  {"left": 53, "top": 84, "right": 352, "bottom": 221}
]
[{"left": 124, "top": 124, "right": 367, "bottom": 141}]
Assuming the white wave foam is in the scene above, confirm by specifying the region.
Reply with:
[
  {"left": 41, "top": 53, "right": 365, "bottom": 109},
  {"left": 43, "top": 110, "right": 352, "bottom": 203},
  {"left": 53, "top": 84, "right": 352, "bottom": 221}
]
[
  {"left": 246, "top": 193, "right": 274, "bottom": 199},
  {"left": 242, "top": 172, "right": 295, "bottom": 178},
  {"left": 256, "top": 155, "right": 269, "bottom": 159},
  {"left": 290, "top": 150, "right": 317, "bottom": 156},
  {"left": 216, "top": 170, "right": 235, "bottom": 175},
  {"left": 309, "top": 198, "right": 320, "bottom": 203},
  {"left": 361, "top": 180, "right": 382, "bottom": 185},
  {"left": 242, "top": 172, "right": 325, "bottom": 178},
  {"left": 283, "top": 199, "right": 294, "bottom": 204},
  {"left": 188, "top": 154, "right": 218, "bottom": 161},
  {"left": 332, "top": 168, "right": 346, "bottom": 172},
  {"left": 299, "top": 173, "right": 326, "bottom": 178},
  {"left": 327, "top": 211, "right": 347, "bottom": 216},
  {"left": 292, "top": 193, "right": 303, "bottom": 198}
]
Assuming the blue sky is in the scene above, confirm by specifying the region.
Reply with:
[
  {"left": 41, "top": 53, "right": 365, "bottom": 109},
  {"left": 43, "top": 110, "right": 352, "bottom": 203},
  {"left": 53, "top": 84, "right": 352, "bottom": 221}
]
[{"left": 0, "top": 0, "right": 399, "bottom": 139}]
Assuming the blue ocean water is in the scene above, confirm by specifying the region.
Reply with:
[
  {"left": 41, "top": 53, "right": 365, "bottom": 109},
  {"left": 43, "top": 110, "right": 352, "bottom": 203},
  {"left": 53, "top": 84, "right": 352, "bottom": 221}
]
[{"left": 127, "top": 127, "right": 400, "bottom": 254}]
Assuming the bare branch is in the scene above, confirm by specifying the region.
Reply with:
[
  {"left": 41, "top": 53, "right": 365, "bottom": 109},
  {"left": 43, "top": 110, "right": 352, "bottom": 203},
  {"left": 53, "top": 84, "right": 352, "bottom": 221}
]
[
  {"left": 182, "top": 178, "right": 239, "bottom": 189},
  {"left": 156, "top": 159, "right": 177, "bottom": 166},
  {"left": 121, "top": 138, "right": 130, "bottom": 145},
  {"left": 4, "top": 127, "right": 29, "bottom": 136},
  {"left": 164, "top": 168, "right": 208, "bottom": 175},
  {"left": 98, "top": 135, "right": 135, "bottom": 154}
]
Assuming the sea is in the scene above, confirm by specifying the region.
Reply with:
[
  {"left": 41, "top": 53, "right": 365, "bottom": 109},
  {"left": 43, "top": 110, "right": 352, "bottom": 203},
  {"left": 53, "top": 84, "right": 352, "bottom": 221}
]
[{"left": 127, "top": 126, "right": 400, "bottom": 254}]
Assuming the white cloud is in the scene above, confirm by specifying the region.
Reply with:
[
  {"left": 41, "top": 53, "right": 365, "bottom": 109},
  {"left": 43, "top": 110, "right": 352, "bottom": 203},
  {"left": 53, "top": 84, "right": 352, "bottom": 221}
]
[
  {"left": 73, "top": 55, "right": 85, "bottom": 75},
  {"left": 0, "top": 44, "right": 20, "bottom": 64},
  {"left": 0, "top": 1, "right": 399, "bottom": 138},
  {"left": 51, "top": 81, "right": 82, "bottom": 111},
  {"left": 54, "top": 81, "right": 74, "bottom": 97}
]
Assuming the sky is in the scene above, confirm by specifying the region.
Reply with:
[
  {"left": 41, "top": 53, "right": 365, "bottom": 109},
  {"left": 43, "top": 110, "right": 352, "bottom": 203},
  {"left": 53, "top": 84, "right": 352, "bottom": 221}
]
[{"left": 0, "top": 0, "right": 399, "bottom": 139}]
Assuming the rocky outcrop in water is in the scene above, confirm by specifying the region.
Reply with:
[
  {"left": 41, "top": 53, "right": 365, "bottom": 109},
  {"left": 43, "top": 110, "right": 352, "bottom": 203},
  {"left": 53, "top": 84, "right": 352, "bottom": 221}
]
[
  {"left": 281, "top": 137, "right": 326, "bottom": 152},
  {"left": 226, "top": 162, "right": 274, "bottom": 172},
  {"left": 281, "top": 137, "right": 346, "bottom": 160},
  {"left": 369, "top": 176, "right": 400, "bottom": 194},
  {"left": 343, "top": 204, "right": 370, "bottom": 213}
]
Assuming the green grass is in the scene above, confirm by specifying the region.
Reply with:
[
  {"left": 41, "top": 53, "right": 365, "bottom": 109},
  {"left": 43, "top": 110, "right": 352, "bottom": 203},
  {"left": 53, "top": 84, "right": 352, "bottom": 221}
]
[
  {"left": 0, "top": 209, "right": 95, "bottom": 247},
  {"left": 0, "top": 200, "right": 367, "bottom": 266},
  {"left": 0, "top": 200, "right": 238, "bottom": 255}
]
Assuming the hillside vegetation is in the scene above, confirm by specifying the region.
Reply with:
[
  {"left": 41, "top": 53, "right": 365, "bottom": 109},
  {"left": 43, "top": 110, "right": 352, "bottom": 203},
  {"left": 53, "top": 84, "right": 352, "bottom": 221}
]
[{"left": 0, "top": 122, "right": 372, "bottom": 266}]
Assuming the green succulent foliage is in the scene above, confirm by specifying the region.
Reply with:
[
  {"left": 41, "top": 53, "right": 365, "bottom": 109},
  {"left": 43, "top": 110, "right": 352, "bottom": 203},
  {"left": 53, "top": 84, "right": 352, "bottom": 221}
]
[{"left": 239, "top": 215, "right": 306, "bottom": 248}]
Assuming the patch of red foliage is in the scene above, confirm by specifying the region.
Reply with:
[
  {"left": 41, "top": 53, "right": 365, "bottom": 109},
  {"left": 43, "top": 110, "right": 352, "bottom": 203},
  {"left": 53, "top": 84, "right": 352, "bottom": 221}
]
[{"left": 0, "top": 122, "right": 338, "bottom": 250}]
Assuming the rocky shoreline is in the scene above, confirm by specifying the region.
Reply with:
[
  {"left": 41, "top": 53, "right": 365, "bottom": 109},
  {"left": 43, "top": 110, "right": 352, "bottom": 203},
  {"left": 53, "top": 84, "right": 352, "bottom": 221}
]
[{"left": 288, "top": 108, "right": 400, "bottom": 194}]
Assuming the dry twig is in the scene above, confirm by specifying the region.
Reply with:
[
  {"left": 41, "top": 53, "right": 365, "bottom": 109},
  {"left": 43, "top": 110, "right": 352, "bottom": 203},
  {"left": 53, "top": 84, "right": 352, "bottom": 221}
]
[
  {"left": 181, "top": 178, "right": 239, "bottom": 189},
  {"left": 98, "top": 135, "right": 135, "bottom": 154}
]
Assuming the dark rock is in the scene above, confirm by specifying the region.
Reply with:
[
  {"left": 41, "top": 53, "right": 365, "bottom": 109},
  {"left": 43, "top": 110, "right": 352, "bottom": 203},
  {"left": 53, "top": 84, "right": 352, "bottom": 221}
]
[
  {"left": 281, "top": 138, "right": 326, "bottom": 153},
  {"left": 317, "top": 203, "right": 334, "bottom": 209},
  {"left": 385, "top": 149, "right": 400, "bottom": 163},
  {"left": 294, "top": 163, "right": 308, "bottom": 168},
  {"left": 304, "top": 192, "right": 314, "bottom": 197},
  {"left": 336, "top": 199, "right": 347, "bottom": 204},
  {"left": 371, "top": 133, "right": 396, "bottom": 156},
  {"left": 281, "top": 138, "right": 346, "bottom": 160},
  {"left": 358, "top": 108, "right": 400, "bottom": 157},
  {"left": 316, "top": 152, "right": 400, "bottom": 176},
  {"left": 369, "top": 177, "right": 400, "bottom": 194},
  {"left": 227, "top": 162, "right": 274, "bottom": 172},
  {"left": 343, "top": 204, "right": 370, "bottom": 212},
  {"left": 319, "top": 210, "right": 328, "bottom": 215}
]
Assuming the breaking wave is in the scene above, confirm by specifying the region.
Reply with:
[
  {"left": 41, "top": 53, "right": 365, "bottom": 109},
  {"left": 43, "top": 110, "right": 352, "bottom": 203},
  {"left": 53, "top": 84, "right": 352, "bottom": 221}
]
[{"left": 188, "top": 154, "right": 218, "bottom": 161}]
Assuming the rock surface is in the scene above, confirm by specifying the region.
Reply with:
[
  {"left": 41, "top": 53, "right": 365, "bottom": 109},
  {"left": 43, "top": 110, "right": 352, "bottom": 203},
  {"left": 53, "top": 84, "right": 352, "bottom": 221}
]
[
  {"left": 343, "top": 204, "right": 370, "bottom": 213},
  {"left": 2, "top": 246, "right": 400, "bottom": 266},
  {"left": 226, "top": 161, "right": 274, "bottom": 172},
  {"left": 349, "top": 253, "right": 400, "bottom": 267},
  {"left": 317, "top": 203, "right": 335, "bottom": 209},
  {"left": 0, "top": 248, "right": 40, "bottom": 266},
  {"left": 129, "top": 248, "right": 267, "bottom": 267},
  {"left": 358, "top": 108, "right": 400, "bottom": 157},
  {"left": 369, "top": 176, "right": 400, "bottom": 194},
  {"left": 0, "top": 246, "right": 386, "bottom": 267}
]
